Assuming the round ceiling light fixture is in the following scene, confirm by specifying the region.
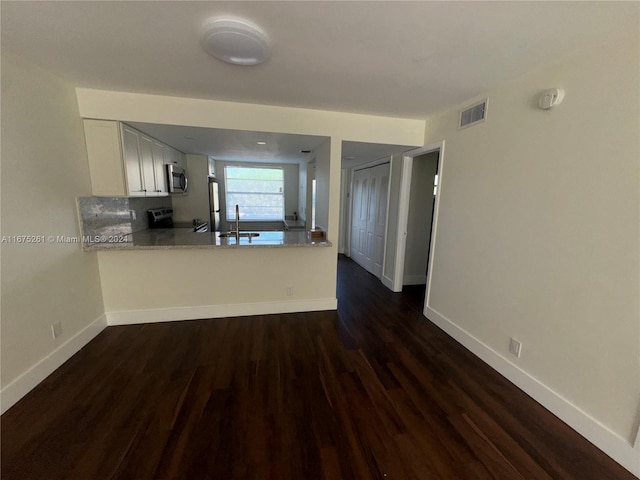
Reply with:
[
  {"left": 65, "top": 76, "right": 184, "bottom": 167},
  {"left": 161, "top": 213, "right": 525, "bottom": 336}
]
[{"left": 201, "top": 18, "right": 270, "bottom": 66}]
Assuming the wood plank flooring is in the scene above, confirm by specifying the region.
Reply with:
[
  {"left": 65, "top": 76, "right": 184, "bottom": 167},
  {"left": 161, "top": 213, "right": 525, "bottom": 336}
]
[{"left": 2, "top": 255, "right": 634, "bottom": 479}]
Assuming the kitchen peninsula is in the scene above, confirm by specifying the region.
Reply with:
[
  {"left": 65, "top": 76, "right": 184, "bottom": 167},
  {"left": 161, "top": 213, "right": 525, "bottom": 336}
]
[
  {"left": 78, "top": 196, "right": 329, "bottom": 251},
  {"left": 84, "top": 229, "right": 329, "bottom": 250}
]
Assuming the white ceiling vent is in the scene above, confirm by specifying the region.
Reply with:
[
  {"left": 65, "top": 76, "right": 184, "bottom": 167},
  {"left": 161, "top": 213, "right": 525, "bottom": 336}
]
[{"left": 458, "top": 99, "right": 488, "bottom": 129}]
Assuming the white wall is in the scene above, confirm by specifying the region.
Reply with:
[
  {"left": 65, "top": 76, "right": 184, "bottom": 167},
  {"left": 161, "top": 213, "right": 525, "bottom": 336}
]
[
  {"left": 0, "top": 54, "right": 106, "bottom": 411},
  {"left": 306, "top": 160, "right": 316, "bottom": 227},
  {"left": 403, "top": 152, "right": 438, "bottom": 285},
  {"left": 313, "top": 139, "right": 332, "bottom": 232},
  {"left": 424, "top": 34, "right": 639, "bottom": 473}
]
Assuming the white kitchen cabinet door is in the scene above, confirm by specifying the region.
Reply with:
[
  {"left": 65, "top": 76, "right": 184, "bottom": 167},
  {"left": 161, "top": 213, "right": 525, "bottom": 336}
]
[
  {"left": 121, "top": 125, "right": 145, "bottom": 196},
  {"left": 163, "top": 146, "right": 186, "bottom": 169},
  {"left": 152, "top": 141, "right": 168, "bottom": 195},
  {"left": 83, "top": 119, "right": 127, "bottom": 196},
  {"left": 123, "top": 128, "right": 170, "bottom": 197},
  {"left": 176, "top": 151, "right": 187, "bottom": 169},
  {"left": 163, "top": 146, "right": 174, "bottom": 166},
  {"left": 138, "top": 135, "right": 159, "bottom": 196}
]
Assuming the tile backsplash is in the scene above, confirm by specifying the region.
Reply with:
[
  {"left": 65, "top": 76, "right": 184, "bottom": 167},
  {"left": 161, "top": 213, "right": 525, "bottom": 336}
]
[{"left": 78, "top": 196, "right": 172, "bottom": 240}]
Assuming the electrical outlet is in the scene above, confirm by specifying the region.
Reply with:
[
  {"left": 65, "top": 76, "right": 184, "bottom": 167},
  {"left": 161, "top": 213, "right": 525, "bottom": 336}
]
[
  {"left": 286, "top": 286, "right": 293, "bottom": 297},
  {"left": 509, "top": 337, "right": 522, "bottom": 358},
  {"left": 51, "top": 321, "right": 63, "bottom": 339}
]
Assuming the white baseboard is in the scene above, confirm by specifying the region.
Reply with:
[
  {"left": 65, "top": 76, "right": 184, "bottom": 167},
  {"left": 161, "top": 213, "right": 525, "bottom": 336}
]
[
  {"left": 403, "top": 274, "right": 427, "bottom": 285},
  {"left": 1, "top": 314, "right": 108, "bottom": 415},
  {"left": 424, "top": 306, "right": 640, "bottom": 478},
  {"left": 0, "top": 299, "right": 337, "bottom": 412},
  {"left": 381, "top": 274, "right": 395, "bottom": 291},
  {"left": 107, "top": 298, "right": 338, "bottom": 326}
]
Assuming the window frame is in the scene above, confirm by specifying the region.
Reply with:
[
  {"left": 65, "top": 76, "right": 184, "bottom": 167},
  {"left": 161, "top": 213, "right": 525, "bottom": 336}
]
[{"left": 223, "top": 164, "right": 285, "bottom": 222}]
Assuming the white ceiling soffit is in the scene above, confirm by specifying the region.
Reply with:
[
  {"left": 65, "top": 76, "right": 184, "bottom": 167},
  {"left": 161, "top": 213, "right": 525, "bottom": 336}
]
[
  {"left": 128, "top": 122, "right": 411, "bottom": 168},
  {"left": 128, "top": 123, "right": 327, "bottom": 165},
  {"left": 2, "top": 2, "right": 637, "bottom": 119}
]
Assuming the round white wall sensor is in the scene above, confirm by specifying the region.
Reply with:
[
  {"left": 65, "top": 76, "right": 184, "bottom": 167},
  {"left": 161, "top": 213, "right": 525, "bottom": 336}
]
[
  {"left": 538, "top": 88, "right": 565, "bottom": 110},
  {"left": 201, "top": 19, "right": 270, "bottom": 66}
]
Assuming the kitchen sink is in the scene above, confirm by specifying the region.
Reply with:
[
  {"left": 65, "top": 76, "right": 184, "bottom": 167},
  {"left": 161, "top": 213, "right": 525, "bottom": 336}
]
[{"left": 218, "top": 232, "right": 260, "bottom": 238}]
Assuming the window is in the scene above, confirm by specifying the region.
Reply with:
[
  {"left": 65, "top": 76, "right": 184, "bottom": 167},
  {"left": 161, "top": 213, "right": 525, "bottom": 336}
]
[{"left": 224, "top": 165, "right": 284, "bottom": 221}]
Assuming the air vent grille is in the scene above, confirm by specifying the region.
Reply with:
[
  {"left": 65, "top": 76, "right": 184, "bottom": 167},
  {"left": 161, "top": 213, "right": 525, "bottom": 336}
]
[{"left": 459, "top": 99, "right": 487, "bottom": 129}]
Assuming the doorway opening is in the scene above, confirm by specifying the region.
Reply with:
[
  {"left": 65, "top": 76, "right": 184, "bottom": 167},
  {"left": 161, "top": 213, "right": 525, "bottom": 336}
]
[
  {"left": 392, "top": 142, "right": 444, "bottom": 316},
  {"left": 403, "top": 151, "right": 438, "bottom": 286}
]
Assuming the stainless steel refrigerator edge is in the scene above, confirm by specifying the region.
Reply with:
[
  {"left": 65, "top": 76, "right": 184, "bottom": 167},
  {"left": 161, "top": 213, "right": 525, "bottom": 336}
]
[{"left": 208, "top": 177, "right": 221, "bottom": 231}]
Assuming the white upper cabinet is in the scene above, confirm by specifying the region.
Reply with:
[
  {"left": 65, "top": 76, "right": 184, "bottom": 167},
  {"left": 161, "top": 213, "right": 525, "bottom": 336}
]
[
  {"left": 138, "top": 135, "right": 157, "bottom": 196},
  {"left": 122, "top": 125, "right": 169, "bottom": 197},
  {"left": 163, "top": 145, "right": 186, "bottom": 169},
  {"left": 121, "top": 124, "right": 145, "bottom": 196},
  {"left": 83, "top": 119, "right": 128, "bottom": 195},
  {"left": 83, "top": 119, "right": 181, "bottom": 197},
  {"left": 151, "top": 141, "right": 168, "bottom": 195}
]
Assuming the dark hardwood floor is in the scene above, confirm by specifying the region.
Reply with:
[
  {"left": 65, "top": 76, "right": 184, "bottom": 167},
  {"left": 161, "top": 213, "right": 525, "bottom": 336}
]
[{"left": 2, "top": 255, "right": 634, "bottom": 479}]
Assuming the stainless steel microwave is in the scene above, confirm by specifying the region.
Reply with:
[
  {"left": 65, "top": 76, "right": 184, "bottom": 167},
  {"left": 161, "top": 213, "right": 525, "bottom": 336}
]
[{"left": 166, "top": 164, "right": 188, "bottom": 194}]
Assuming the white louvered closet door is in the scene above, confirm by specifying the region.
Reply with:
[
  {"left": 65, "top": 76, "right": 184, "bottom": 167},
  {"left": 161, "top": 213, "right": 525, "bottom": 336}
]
[{"left": 350, "top": 163, "right": 389, "bottom": 278}]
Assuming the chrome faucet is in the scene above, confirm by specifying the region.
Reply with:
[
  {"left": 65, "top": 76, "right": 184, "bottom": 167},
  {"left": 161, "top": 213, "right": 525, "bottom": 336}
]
[
  {"left": 235, "top": 204, "right": 240, "bottom": 242},
  {"left": 216, "top": 205, "right": 259, "bottom": 243}
]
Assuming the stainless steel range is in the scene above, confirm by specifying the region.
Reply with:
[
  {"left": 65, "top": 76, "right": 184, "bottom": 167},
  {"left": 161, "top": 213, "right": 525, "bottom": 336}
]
[{"left": 147, "top": 208, "right": 208, "bottom": 232}]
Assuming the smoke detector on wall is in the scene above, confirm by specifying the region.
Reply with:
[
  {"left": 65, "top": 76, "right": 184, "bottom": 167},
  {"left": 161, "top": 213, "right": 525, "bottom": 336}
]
[
  {"left": 201, "top": 18, "right": 270, "bottom": 66},
  {"left": 538, "top": 88, "right": 565, "bottom": 110}
]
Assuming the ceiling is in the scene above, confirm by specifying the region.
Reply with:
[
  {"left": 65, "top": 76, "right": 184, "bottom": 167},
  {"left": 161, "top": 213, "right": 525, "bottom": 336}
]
[{"left": 2, "top": 1, "right": 636, "bottom": 166}]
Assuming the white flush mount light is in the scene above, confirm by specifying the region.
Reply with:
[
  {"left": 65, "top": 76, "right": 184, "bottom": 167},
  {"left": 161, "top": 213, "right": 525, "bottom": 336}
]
[{"left": 201, "top": 18, "right": 270, "bottom": 66}]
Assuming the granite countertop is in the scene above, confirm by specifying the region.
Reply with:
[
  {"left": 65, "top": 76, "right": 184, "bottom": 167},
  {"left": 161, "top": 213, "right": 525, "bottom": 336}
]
[{"left": 83, "top": 228, "right": 330, "bottom": 251}]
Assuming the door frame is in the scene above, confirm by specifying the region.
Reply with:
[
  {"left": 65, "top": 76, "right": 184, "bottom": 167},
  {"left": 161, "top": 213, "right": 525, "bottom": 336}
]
[
  {"left": 391, "top": 141, "right": 445, "bottom": 300},
  {"left": 338, "top": 168, "right": 348, "bottom": 254}
]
